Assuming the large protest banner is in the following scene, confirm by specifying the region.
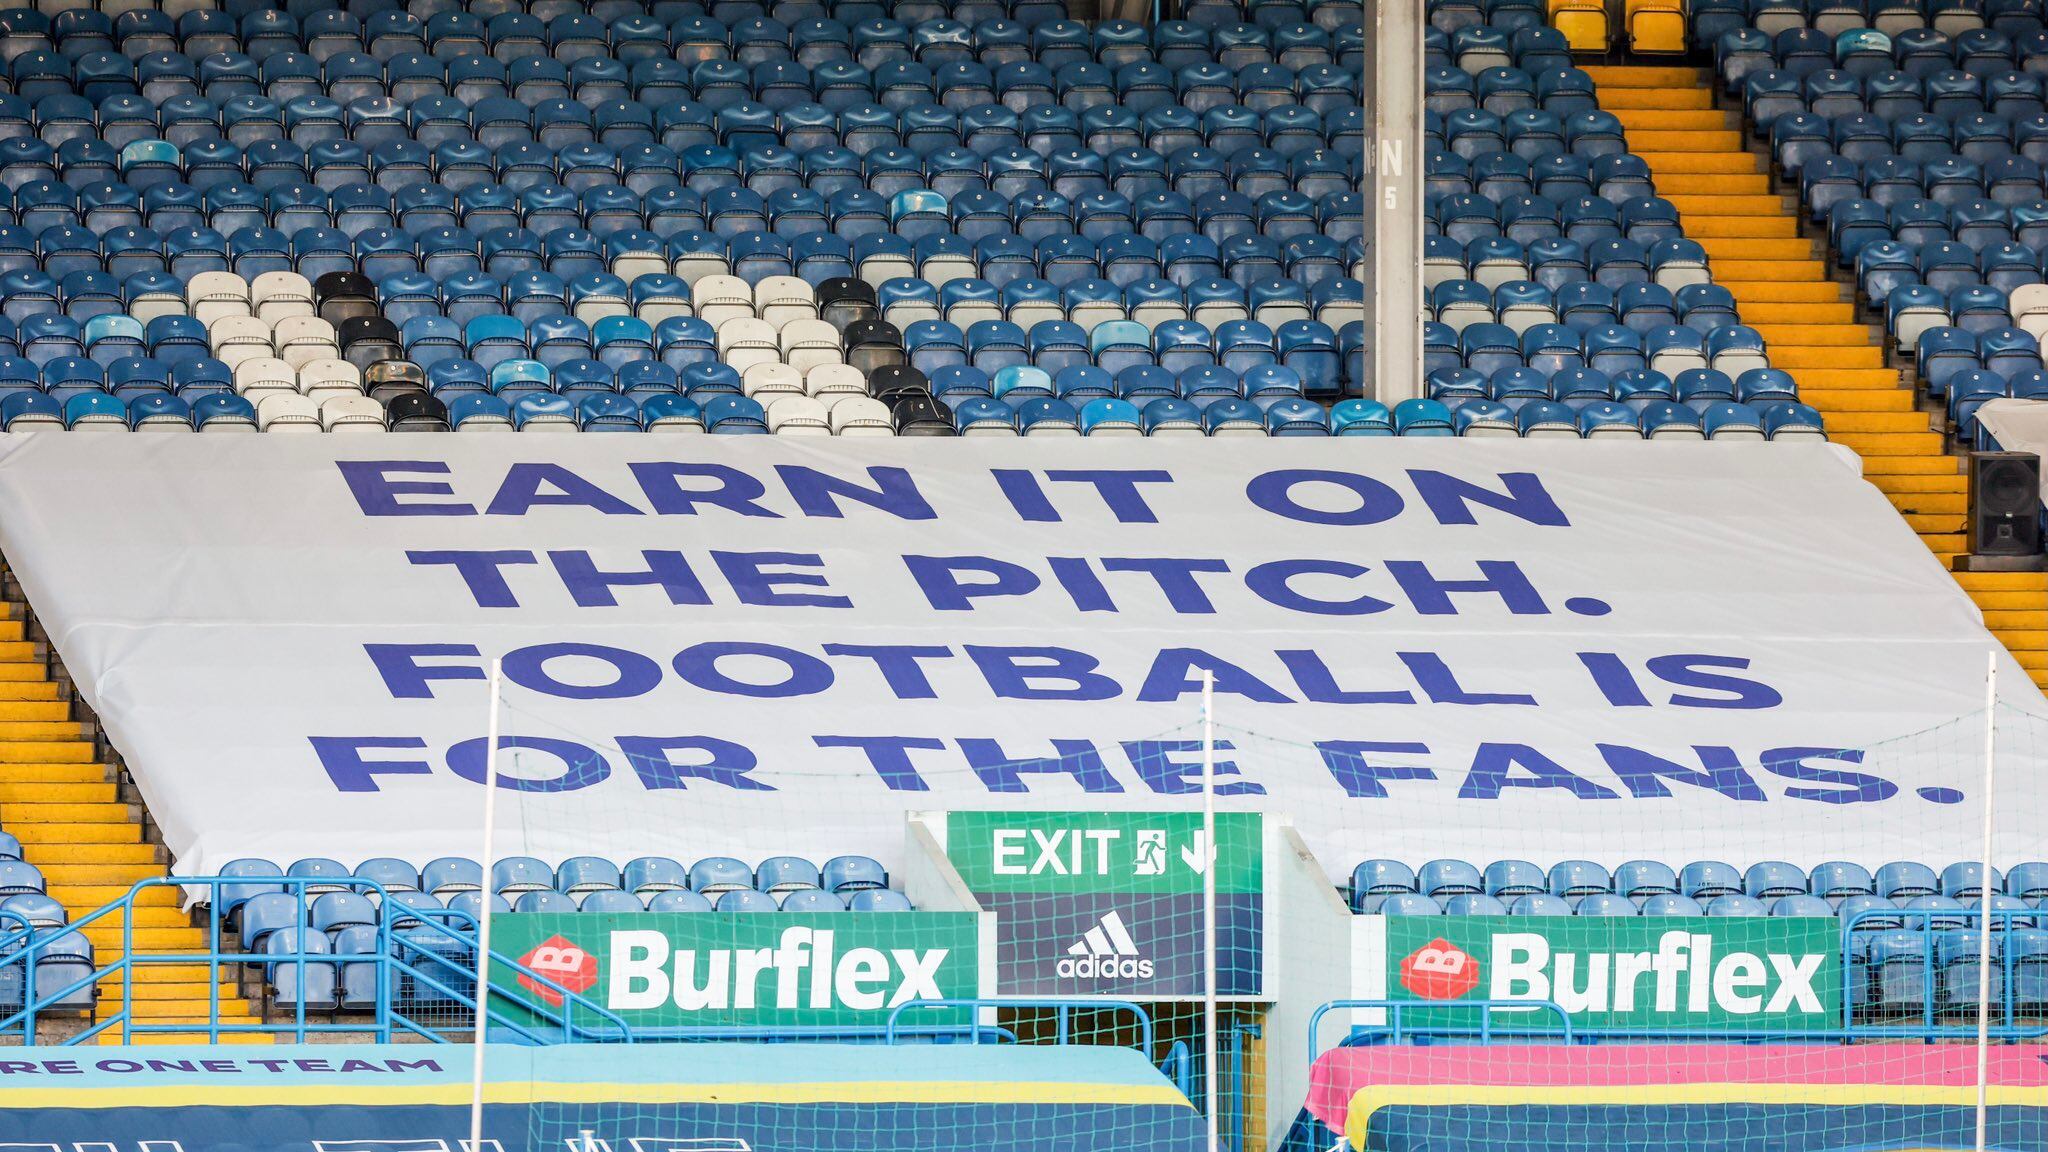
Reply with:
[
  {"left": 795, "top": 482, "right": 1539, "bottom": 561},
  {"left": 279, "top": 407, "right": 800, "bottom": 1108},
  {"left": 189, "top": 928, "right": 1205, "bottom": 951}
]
[{"left": 0, "top": 436, "right": 2033, "bottom": 875}]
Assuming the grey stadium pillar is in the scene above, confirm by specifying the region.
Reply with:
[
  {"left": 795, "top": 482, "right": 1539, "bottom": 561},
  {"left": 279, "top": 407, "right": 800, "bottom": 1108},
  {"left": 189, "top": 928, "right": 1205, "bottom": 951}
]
[{"left": 1364, "top": 0, "right": 1423, "bottom": 403}]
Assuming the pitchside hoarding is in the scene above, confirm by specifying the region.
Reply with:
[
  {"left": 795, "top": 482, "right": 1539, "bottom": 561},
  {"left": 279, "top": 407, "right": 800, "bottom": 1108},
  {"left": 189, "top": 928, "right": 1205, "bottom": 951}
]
[
  {"left": 488, "top": 911, "right": 985, "bottom": 1029},
  {"left": 1351, "top": 915, "right": 1842, "bottom": 1033},
  {"left": 945, "top": 810, "right": 1264, "bottom": 997}
]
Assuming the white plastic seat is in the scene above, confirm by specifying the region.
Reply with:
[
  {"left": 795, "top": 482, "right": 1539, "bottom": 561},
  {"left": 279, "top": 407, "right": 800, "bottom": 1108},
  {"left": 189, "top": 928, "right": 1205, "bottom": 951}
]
[
  {"left": 858, "top": 249, "right": 916, "bottom": 289},
  {"left": 128, "top": 282, "right": 187, "bottom": 326},
  {"left": 716, "top": 317, "right": 781, "bottom": 375},
  {"left": 805, "top": 363, "right": 867, "bottom": 399},
  {"left": 1012, "top": 296, "right": 1074, "bottom": 332},
  {"left": 741, "top": 361, "right": 804, "bottom": 399},
  {"left": 2013, "top": 284, "right": 2048, "bottom": 341},
  {"left": 233, "top": 357, "right": 299, "bottom": 400},
  {"left": 256, "top": 392, "right": 322, "bottom": 431},
  {"left": 778, "top": 318, "right": 842, "bottom": 374},
  {"left": 754, "top": 276, "right": 817, "bottom": 328},
  {"left": 634, "top": 287, "right": 691, "bottom": 326},
  {"left": 272, "top": 315, "right": 340, "bottom": 369},
  {"left": 1647, "top": 343, "right": 1708, "bottom": 378},
  {"left": 917, "top": 251, "right": 975, "bottom": 289},
  {"left": 766, "top": 394, "right": 831, "bottom": 435},
  {"left": 1191, "top": 297, "right": 1251, "bottom": 329},
  {"left": 827, "top": 395, "right": 893, "bottom": 435},
  {"left": 1435, "top": 298, "right": 1493, "bottom": 333},
  {"left": 1254, "top": 299, "right": 1313, "bottom": 328},
  {"left": 884, "top": 296, "right": 941, "bottom": 330},
  {"left": 250, "top": 271, "right": 315, "bottom": 324},
  {"left": 945, "top": 296, "right": 1003, "bottom": 329},
  {"left": 187, "top": 271, "right": 252, "bottom": 326},
  {"left": 207, "top": 314, "right": 273, "bottom": 365},
  {"left": 691, "top": 275, "right": 755, "bottom": 328},
  {"left": 1130, "top": 296, "right": 1187, "bottom": 328},
  {"left": 672, "top": 250, "right": 728, "bottom": 286},
  {"left": 299, "top": 358, "right": 363, "bottom": 403},
  {"left": 612, "top": 250, "right": 670, "bottom": 285},
  {"left": 320, "top": 394, "right": 387, "bottom": 431},
  {"left": 1710, "top": 346, "right": 1769, "bottom": 380}
]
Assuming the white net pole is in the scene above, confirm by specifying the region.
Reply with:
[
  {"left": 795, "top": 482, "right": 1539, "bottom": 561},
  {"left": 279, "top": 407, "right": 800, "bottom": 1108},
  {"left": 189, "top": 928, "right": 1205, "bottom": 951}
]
[
  {"left": 1976, "top": 647, "right": 1997, "bottom": 1152},
  {"left": 470, "top": 656, "right": 504, "bottom": 1151},
  {"left": 1201, "top": 667, "right": 1218, "bottom": 1152}
]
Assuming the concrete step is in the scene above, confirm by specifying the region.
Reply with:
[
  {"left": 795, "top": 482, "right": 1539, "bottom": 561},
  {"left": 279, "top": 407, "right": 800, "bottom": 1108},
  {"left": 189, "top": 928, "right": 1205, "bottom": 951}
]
[
  {"left": 1655, "top": 176, "right": 1775, "bottom": 196},
  {"left": 1581, "top": 66, "right": 1712, "bottom": 88},
  {"left": 0, "top": 682, "right": 59, "bottom": 700},
  {"left": 1871, "top": 473, "right": 1969, "bottom": 493},
  {"left": 1902, "top": 512, "right": 1969, "bottom": 534},
  {"left": 0, "top": 742, "right": 95, "bottom": 764},
  {"left": 78, "top": 927, "right": 210, "bottom": 949},
  {"left": 1982, "top": 610, "right": 2048, "bottom": 631},
  {"left": 1782, "top": 368, "right": 1906, "bottom": 388},
  {"left": 1991, "top": 628, "right": 2048, "bottom": 651},
  {"left": 1823, "top": 412, "right": 1938, "bottom": 433},
  {"left": 40, "top": 863, "right": 169, "bottom": 885},
  {"left": 1633, "top": 150, "right": 1764, "bottom": 173},
  {"left": 1, "top": 802, "right": 139, "bottom": 823},
  {"left": 1967, "top": 590, "right": 2046, "bottom": 610},
  {"left": 22, "top": 842, "right": 161, "bottom": 864},
  {"left": 1736, "top": 302, "right": 1859, "bottom": 323},
  {"left": 1611, "top": 108, "right": 1735, "bottom": 130},
  {"left": 1747, "top": 324, "right": 1879, "bottom": 346},
  {"left": 1832, "top": 430, "right": 1950, "bottom": 455},
  {"left": 1694, "top": 237, "right": 1821, "bottom": 260},
  {"left": 1956, "top": 572, "right": 2048, "bottom": 590},
  {"left": 0, "top": 781, "right": 116, "bottom": 802},
  {"left": 0, "top": 763, "right": 109, "bottom": 783},
  {"left": 1599, "top": 87, "right": 1716, "bottom": 110},
  {"left": 1888, "top": 492, "right": 1967, "bottom": 515},
  {"left": 1799, "top": 388, "right": 1916, "bottom": 411},
  {"left": 1720, "top": 281, "right": 1849, "bottom": 303},
  {"left": 0, "top": 721, "right": 90, "bottom": 740},
  {"left": 1711, "top": 258, "right": 1830, "bottom": 280},
  {"left": 0, "top": 700, "right": 67, "bottom": 720},
  {"left": 1675, "top": 215, "right": 1802, "bottom": 237},
  {"left": 1918, "top": 532, "right": 1970, "bottom": 555},
  {"left": 11, "top": 823, "right": 143, "bottom": 844},
  {"left": 1769, "top": 346, "right": 1886, "bottom": 368}
]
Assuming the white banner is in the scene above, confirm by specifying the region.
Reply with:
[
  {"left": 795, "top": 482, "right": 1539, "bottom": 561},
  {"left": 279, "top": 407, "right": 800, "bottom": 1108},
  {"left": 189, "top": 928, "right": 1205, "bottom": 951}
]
[{"left": 0, "top": 435, "right": 2036, "bottom": 877}]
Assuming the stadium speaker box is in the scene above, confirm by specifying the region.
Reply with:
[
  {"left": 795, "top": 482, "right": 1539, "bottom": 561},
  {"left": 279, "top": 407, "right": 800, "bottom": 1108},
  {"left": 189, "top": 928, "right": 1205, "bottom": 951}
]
[{"left": 1971, "top": 452, "right": 2043, "bottom": 556}]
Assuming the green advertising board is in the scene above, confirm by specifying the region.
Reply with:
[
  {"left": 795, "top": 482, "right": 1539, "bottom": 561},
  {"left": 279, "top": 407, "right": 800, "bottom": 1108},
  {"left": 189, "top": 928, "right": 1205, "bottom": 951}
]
[
  {"left": 489, "top": 912, "right": 982, "bottom": 1029},
  {"left": 1370, "top": 916, "right": 1841, "bottom": 1032},
  {"left": 944, "top": 811, "right": 1263, "bottom": 894}
]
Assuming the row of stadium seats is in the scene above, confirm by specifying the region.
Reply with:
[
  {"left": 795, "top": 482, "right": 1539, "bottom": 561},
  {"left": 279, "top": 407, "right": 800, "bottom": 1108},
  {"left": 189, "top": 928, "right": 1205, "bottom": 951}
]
[
  {"left": 0, "top": 11, "right": 1362, "bottom": 67},
  {"left": 1693, "top": 0, "right": 2045, "bottom": 49},
  {"left": 1717, "top": 24, "right": 2048, "bottom": 88},
  {"left": 1351, "top": 857, "right": 2048, "bottom": 911},
  {"left": 1744, "top": 67, "right": 2048, "bottom": 127}
]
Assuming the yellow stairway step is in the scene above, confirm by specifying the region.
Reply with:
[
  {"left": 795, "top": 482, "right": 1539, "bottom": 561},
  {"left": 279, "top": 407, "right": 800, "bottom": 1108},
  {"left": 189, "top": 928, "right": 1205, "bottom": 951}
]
[
  {"left": 1677, "top": 216, "right": 1801, "bottom": 238},
  {"left": 1863, "top": 457, "right": 1964, "bottom": 477},
  {"left": 124, "top": 999, "right": 257, "bottom": 1020},
  {"left": 95, "top": 1031, "right": 274, "bottom": 1045},
  {"left": 78, "top": 927, "right": 207, "bottom": 949},
  {"left": 1722, "top": 281, "right": 1848, "bottom": 303},
  {"left": 0, "top": 763, "right": 109, "bottom": 783},
  {"left": 10, "top": 823, "right": 143, "bottom": 844},
  {"left": 1992, "top": 629, "right": 2048, "bottom": 650},
  {"left": 1748, "top": 324, "right": 1877, "bottom": 346},
  {"left": 0, "top": 781, "right": 115, "bottom": 802},
  {"left": 1968, "top": 591, "right": 2047, "bottom": 610},
  {"left": 0, "top": 741, "right": 94, "bottom": 763},
  {"left": 1903, "top": 513, "right": 1970, "bottom": 533},
  {"left": 1800, "top": 388, "right": 1915, "bottom": 411},
  {"left": 0, "top": 641, "right": 42, "bottom": 661},
  {"left": 1599, "top": 88, "right": 1715, "bottom": 110},
  {"left": 1738, "top": 302, "right": 1858, "bottom": 323},
  {"left": 1984, "top": 610, "right": 2048, "bottom": 631},
  {"left": 1822, "top": 412, "right": 1935, "bottom": 433},
  {"left": 1657, "top": 178, "right": 1776, "bottom": 198},
  {"left": 1834, "top": 430, "right": 1949, "bottom": 455},
  {"left": 2, "top": 802, "right": 136, "bottom": 823},
  {"left": 47, "top": 891, "right": 183, "bottom": 918},
  {"left": 124, "top": 963, "right": 240, "bottom": 984},
  {"left": 40, "top": 863, "right": 168, "bottom": 885},
  {"left": 1612, "top": 109, "right": 1734, "bottom": 130},
  {"left": 108, "top": 980, "right": 245, "bottom": 1001},
  {"left": 1771, "top": 347, "right": 1887, "bottom": 368},
  {"left": 1872, "top": 473, "right": 1968, "bottom": 492},
  {"left": 1582, "top": 66, "right": 1710, "bottom": 88},
  {"left": 2013, "top": 650, "right": 2048, "bottom": 670},
  {"left": 1920, "top": 532, "right": 1969, "bottom": 555},
  {"left": 1784, "top": 368, "right": 1905, "bottom": 388},
  {"left": 1697, "top": 238, "right": 1819, "bottom": 260},
  {"left": 1888, "top": 492, "right": 1968, "bottom": 514},
  {"left": 1635, "top": 151, "right": 1764, "bottom": 174},
  {"left": 0, "top": 665, "right": 55, "bottom": 682},
  {"left": 0, "top": 720, "right": 90, "bottom": 740},
  {"left": 1956, "top": 572, "right": 2048, "bottom": 590},
  {"left": 0, "top": 700, "right": 71, "bottom": 720},
  {"left": 1713, "top": 258, "right": 1830, "bottom": 280},
  {"left": 0, "top": 682, "right": 60, "bottom": 700},
  {"left": 24, "top": 842, "right": 160, "bottom": 863}
]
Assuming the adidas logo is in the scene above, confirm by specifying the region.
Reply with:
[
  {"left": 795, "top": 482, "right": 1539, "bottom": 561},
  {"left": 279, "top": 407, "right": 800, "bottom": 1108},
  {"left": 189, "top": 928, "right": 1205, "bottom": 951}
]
[{"left": 1055, "top": 910, "right": 1155, "bottom": 980}]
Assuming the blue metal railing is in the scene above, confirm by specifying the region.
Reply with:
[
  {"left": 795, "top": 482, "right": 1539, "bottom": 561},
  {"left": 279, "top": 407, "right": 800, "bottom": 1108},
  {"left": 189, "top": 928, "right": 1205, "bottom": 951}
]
[
  {"left": 1837, "top": 904, "right": 2048, "bottom": 1041},
  {"left": 0, "top": 876, "right": 633, "bottom": 1046},
  {"left": 1307, "top": 998, "right": 1576, "bottom": 1058},
  {"left": 887, "top": 997, "right": 1155, "bottom": 1056}
]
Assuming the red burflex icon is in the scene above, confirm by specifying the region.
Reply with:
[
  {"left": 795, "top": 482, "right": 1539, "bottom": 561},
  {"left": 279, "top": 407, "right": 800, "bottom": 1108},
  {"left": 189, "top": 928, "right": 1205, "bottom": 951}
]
[
  {"left": 518, "top": 935, "right": 598, "bottom": 1007},
  {"left": 1399, "top": 937, "right": 1481, "bottom": 1001}
]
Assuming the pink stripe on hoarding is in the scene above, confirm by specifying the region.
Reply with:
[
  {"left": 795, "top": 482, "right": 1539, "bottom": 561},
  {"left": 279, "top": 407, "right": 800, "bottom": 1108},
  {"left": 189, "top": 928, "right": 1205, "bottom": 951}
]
[{"left": 1303, "top": 1044, "right": 2048, "bottom": 1131}]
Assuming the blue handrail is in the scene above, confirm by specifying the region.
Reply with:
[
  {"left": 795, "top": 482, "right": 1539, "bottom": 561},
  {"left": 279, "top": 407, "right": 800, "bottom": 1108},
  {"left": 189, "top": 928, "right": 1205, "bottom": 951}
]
[
  {"left": 1838, "top": 904, "right": 2048, "bottom": 1041},
  {"left": 886, "top": 998, "right": 1154, "bottom": 1056},
  {"left": 0, "top": 876, "right": 634, "bottom": 1046},
  {"left": 1307, "top": 998, "right": 1576, "bottom": 1059}
]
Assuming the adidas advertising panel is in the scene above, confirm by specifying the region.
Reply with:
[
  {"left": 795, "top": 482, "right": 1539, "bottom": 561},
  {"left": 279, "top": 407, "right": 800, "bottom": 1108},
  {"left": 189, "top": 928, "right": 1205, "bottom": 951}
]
[
  {"left": 487, "top": 912, "right": 988, "bottom": 1029},
  {"left": 0, "top": 437, "right": 2037, "bottom": 876},
  {"left": 1352, "top": 915, "right": 1842, "bottom": 1032},
  {"left": 944, "top": 811, "right": 1264, "bottom": 997}
]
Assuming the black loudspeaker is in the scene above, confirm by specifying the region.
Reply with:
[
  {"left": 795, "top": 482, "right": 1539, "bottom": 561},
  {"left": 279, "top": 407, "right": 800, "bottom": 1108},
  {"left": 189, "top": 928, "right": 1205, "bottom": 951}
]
[{"left": 1971, "top": 452, "right": 2043, "bottom": 556}]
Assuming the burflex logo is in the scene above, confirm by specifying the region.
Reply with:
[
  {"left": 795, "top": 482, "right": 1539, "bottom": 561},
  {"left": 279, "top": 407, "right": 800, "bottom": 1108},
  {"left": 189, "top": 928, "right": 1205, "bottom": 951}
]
[
  {"left": 1055, "top": 910, "right": 1155, "bottom": 980},
  {"left": 1400, "top": 937, "right": 1482, "bottom": 1001},
  {"left": 519, "top": 934, "right": 599, "bottom": 1006}
]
